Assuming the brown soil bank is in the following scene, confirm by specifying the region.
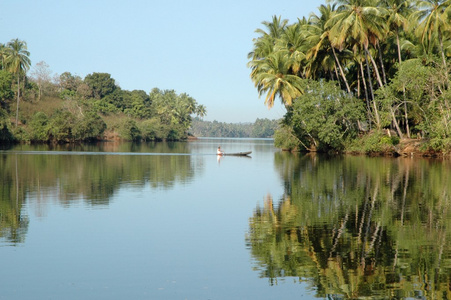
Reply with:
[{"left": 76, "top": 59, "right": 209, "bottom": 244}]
[{"left": 394, "top": 139, "right": 450, "bottom": 157}]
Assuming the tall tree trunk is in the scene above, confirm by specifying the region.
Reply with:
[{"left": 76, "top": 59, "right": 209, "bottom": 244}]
[
  {"left": 376, "top": 41, "right": 387, "bottom": 85},
  {"left": 438, "top": 30, "right": 448, "bottom": 78},
  {"left": 390, "top": 105, "right": 404, "bottom": 138},
  {"left": 359, "top": 60, "right": 371, "bottom": 128},
  {"left": 369, "top": 49, "right": 384, "bottom": 89},
  {"left": 332, "top": 47, "right": 351, "bottom": 93},
  {"left": 333, "top": 64, "right": 340, "bottom": 83},
  {"left": 396, "top": 30, "right": 410, "bottom": 138},
  {"left": 370, "top": 46, "right": 403, "bottom": 136},
  {"left": 357, "top": 68, "right": 360, "bottom": 98},
  {"left": 369, "top": 46, "right": 403, "bottom": 135},
  {"left": 364, "top": 46, "right": 381, "bottom": 129},
  {"left": 15, "top": 76, "right": 20, "bottom": 127},
  {"left": 38, "top": 82, "right": 42, "bottom": 102}
]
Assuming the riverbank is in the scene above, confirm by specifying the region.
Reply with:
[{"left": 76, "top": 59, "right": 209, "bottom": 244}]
[
  {"left": 355, "top": 138, "right": 451, "bottom": 157},
  {"left": 394, "top": 138, "right": 450, "bottom": 157}
]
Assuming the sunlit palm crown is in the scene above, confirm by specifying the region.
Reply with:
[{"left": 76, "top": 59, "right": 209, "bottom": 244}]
[
  {"left": 4, "top": 38, "right": 31, "bottom": 75},
  {"left": 248, "top": 0, "right": 451, "bottom": 108}
]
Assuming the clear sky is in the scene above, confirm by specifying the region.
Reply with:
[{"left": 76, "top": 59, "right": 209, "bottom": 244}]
[{"left": 1, "top": 0, "right": 321, "bottom": 123}]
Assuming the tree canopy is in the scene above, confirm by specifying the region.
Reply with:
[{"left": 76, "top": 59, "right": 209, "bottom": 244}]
[
  {"left": 0, "top": 39, "right": 207, "bottom": 143},
  {"left": 249, "top": 0, "right": 451, "bottom": 153}
]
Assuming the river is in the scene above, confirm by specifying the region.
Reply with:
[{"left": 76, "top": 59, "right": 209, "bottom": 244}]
[{"left": 1, "top": 138, "right": 450, "bottom": 299}]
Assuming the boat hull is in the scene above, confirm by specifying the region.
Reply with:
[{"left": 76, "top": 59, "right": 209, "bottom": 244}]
[{"left": 222, "top": 151, "right": 252, "bottom": 156}]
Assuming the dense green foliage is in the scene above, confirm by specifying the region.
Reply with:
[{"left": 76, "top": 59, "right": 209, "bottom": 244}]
[
  {"left": 247, "top": 153, "right": 451, "bottom": 297},
  {"left": 277, "top": 80, "right": 364, "bottom": 151},
  {"left": 0, "top": 40, "right": 206, "bottom": 143},
  {"left": 249, "top": 0, "right": 451, "bottom": 153},
  {"left": 190, "top": 117, "right": 279, "bottom": 138}
]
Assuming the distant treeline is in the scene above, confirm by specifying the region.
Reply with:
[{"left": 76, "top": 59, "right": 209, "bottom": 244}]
[
  {"left": 0, "top": 39, "right": 206, "bottom": 143},
  {"left": 190, "top": 117, "right": 279, "bottom": 138}
]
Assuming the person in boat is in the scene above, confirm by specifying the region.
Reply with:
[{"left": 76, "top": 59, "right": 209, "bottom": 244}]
[{"left": 217, "top": 146, "right": 224, "bottom": 156}]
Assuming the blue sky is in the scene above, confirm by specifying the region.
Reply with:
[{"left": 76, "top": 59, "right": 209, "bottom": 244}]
[{"left": 1, "top": 0, "right": 321, "bottom": 123}]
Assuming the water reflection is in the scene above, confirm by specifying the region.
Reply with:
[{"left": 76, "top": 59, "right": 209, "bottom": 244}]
[
  {"left": 1, "top": 140, "right": 193, "bottom": 153},
  {"left": 247, "top": 153, "right": 451, "bottom": 299},
  {"left": 0, "top": 142, "right": 201, "bottom": 245}
]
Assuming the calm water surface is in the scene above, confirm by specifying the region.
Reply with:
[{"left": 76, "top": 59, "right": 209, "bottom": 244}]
[{"left": 1, "top": 138, "right": 451, "bottom": 299}]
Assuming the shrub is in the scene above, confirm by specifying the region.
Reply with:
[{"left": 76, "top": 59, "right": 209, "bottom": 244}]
[
  {"left": 73, "top": 111, "right": 107, "bottom": 141},
  {"left": 29, "top": 112, "right": 50, "bottom": 141},
  {"left": 346, "top": 131, "right": 398, "bottom": 154},
  {"left": 119, "top": 119, "right": 141, "bottom": 141},
  {"left": 48, "top": 110, "right": 76, "bottom": 142},
  {"left": 0, "top": 108, "right": 14, "bottom": 142},
  {"left": 140, "top": 118, "right": 161, "bottom": 141},
  {"left": 274, "top": 126, "right": 300, "bottom": 151}
]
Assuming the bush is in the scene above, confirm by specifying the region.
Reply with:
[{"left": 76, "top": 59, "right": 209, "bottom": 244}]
[
  {"left": 90, "top": 99, "right": 119, "bottom": 115},
  {"left": 0, "top": 70, "right": 13, "bottom": 108},
  {"left": 140, "top": 118, "right": 161, "bottom": 141},
  {"left": 167, "top": 127, "right": 184, "bottom": 140},
  {"left": 59, "top": 89, "right": 77, "bottom": 100},
  {"left": 0, "top": 108, "right": 14, "bottom": 142},
  {"left": 345, "top": 131, "right": 398, "bottom": 154},
  {"left": 48, "top": 110, "right": 76, "bottom": 142},
  {"left": 119, "top": 119, "right": 141, "bottom": 141},
  {"left": 29, "top": 112, "right": 50, "bottom": 141},
  {"left": 73, "top": 111, "right": 107, "bottom": 141},
  {"left": 12, "top": 127, "right": 30, "bottom": 142},
  {"left": 274, "top": 126, "right": 300, "bottom": 151}
]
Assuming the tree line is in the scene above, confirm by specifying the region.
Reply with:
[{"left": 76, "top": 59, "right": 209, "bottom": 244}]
[
  {"left": 0, "top": 39, "right": 206, "bottom": 143},
  {"left": 248, "top": 0, "right": 451, "bottom": 153},
  {"left": 190, "top": 117, "right": 279, "bottom": 138}
]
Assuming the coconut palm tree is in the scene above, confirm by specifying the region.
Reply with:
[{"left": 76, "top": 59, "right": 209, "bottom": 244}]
[
  {"left": 256, "top": 15, "right": 288, "bottom": 41},
  {"left": 195, "top": 105, "right": 207, "bottom": 118},
  {"left": 305, "top": 3, "right": 352, "bottom": 92},
  {"left": 0, "top": 43, "right": 6, "bottom": 70},
  {"left": 248, "top": 33, "right": 275, "bottom": 65},
  {"left": 248, "top": 16, "right": 305, "bottom": 108},
  {"left": 411, "top": 0, "right": 451, "bottom": 71},
  {"left": 248, "top": 15, "right": 289, "bottom": 62},
  {"left": 4, "top": 39, "right": 31, "bottom": 127},
  {"left": 384, "top": 0, "right": 415, "bottom": 137},
  {"left": 249, "top": 51, "right": 304, "bottom": 108},
  {"left": 384, "top": 0, "right": 413, "bottom": 64},
  {"left": 275, "top": 22, "right": 307, "bottom": 77},
  {"left": 327, "top": 0, "right": 388, "bottom": 129}
]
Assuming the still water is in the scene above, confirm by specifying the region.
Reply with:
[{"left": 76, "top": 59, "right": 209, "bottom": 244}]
[{"left": 1, "top": 138, "right": 451, "bottom": 299}]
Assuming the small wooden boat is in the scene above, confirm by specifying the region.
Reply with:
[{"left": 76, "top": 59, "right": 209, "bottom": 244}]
[{"left": 221, "top": 151, "right": 252, "bottom": 156}]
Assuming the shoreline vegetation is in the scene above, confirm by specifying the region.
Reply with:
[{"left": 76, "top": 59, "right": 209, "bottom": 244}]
[
  {"left": 2, "top": 0, "right": 451, "bottom": 158},
  {"left": 248, "top": 0, "right": 451, "bottom": 157},
  {"left": 0, "top": 39, "right": 278, "bottom": 146},
  {"left": 0, "top": 39, "right": 208, "bottom": 144}
]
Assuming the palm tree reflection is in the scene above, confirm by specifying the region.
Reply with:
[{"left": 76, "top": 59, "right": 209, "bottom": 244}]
[{"left": 247, "top": 155, "right": 451, "bottom": 299}]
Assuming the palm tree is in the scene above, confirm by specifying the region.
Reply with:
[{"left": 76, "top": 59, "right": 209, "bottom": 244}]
[
  {"left": 4, "top": 39, "right": 31, "bottom": 127},
  {"left": 384, "top": 0, "right": 414, "bottom": 137},
  {"left": 256, "top": 15, "right": 288, "bottom": 41},
  {"left": 195, "top": 105, "right": 207, "bottom": 118},
  {"left": 305, "top": 3, "right": 352, "bottom": 92},
  {"left": 0, "top": 43, "right": 6, "bottom": 70},
  {"left": 327, "top": 0, "right": 388, "bottom": 129},
  {"left": 248, "top": 15, "right": 289, "bottom": 61},
  {"left": 411, "top": 0, "right": 451, "bottom": 71},
  {"left": 248, "top": 16, "right": 304, "bottom": 108},
  {"left": 275, "top": 22, "right": 307, "bottom": 77},
  {"left": 384, "top": 0, "right": 413, "bottom": 65},
  {"left": 248, "top": 51, "right": 304, "bottom": 108}
]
